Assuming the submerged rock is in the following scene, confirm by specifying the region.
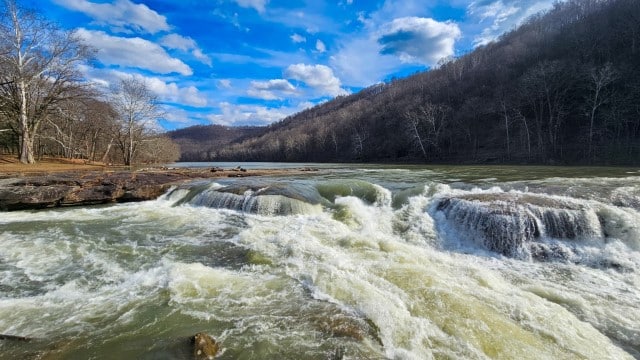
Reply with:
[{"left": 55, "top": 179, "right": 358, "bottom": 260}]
[
  {"left": 313, "top": 313, "right": 383, "bottom": 346},
  {"left": 192, "top": 332, "right": 220, "bottom": 360}
]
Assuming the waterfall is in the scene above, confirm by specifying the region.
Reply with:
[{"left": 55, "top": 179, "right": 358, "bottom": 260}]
[
  {"left": 169, "top": 182, "right": 323, "bottom": 216},
  {"left": 434, "top": 192, "right": 605, "bottom": 260}
]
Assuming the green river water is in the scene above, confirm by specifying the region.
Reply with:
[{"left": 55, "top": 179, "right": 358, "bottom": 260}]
[{"left": 0, "top": 164, "right": 639, "bottom": 359}]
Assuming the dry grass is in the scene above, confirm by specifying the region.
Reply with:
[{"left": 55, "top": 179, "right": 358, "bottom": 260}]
[{"left": 0, "top": 155, "right": 110, "bottom": 176}]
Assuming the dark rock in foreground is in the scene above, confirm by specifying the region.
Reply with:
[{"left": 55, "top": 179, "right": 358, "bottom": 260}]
[{"left": 193, "top": 332, "right": 220, "bottom": 360}]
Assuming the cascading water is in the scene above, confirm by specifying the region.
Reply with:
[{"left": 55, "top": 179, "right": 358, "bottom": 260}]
[
  {"left": 1, "top": 166, "right": 639, "bottom": 359},
  {"left": 170, "top": 181, "right": 324, "bottom": 216},
  {"left": 431, "top": 190, "right": 640, "bottom": 270}
]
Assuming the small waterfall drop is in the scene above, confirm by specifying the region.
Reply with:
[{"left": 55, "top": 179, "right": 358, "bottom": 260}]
[
  {"left": 169, "top": 182, "right": 323, "bottom": 216},
  {"left": 430, "top": 191, "right": 634, "bottom": 264}
]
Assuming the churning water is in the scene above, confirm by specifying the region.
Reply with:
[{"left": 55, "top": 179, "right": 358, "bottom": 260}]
[{"left": 1, "top": 165, "right": 639, "bottom": 359}]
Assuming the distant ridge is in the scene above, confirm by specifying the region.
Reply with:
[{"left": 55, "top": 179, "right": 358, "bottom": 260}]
[{"left": 170, "top": 0, "right": 640, "bottom": 165}]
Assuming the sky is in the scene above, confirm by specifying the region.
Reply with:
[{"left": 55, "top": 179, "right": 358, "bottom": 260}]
[{"left": 37, "top": 0, "right": 558, "bottom": 130}]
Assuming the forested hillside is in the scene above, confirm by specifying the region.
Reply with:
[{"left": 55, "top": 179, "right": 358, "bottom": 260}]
[
  {"left": 174, "top": 0, "right": 640, "bottom": 165},
  {"left": 168, "top": 125, "right": 263, "bottom": 162}
]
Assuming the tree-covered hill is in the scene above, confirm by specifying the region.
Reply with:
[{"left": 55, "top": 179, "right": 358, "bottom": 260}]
[
  {"left": 168, "top": 125, "right": 264, "bottom": 161},
  {"left": 172, "top": 0, "right": 640, "bottom": 165}
]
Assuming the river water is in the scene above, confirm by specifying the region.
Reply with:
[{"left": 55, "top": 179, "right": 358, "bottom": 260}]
[{"left": 1, "top": 164, "right": 639, "bottom": 359}]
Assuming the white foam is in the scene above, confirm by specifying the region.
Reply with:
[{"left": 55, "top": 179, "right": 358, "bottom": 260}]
[{"left": 1, "top": 176, "right": 638, "bottom": 358}]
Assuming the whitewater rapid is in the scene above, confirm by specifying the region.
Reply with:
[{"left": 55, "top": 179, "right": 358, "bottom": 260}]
[{"left": 0, "top": 168, "right": 638, "bottom": 359}]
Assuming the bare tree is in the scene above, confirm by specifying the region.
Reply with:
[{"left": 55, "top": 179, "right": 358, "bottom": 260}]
[
  {"left": 137, "top": 136, "right": 180, "bottom": 164},
  {"left": 110, "top": 78, "right": 162, "bottom": 166},
  {"left": 404, "top": 109, "right": 428, "bottom": 160},
  {"left": 0, "top": 0, "right": 92, "bottom": 163},
  {"left": 585, "top": 63, "right": 617, "bottom": 161}
]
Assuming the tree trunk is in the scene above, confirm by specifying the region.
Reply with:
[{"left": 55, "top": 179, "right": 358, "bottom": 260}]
[
  {"left": 501, "top": 100, "right": 511, "bottom": 160},
  {"left": 101, "top": 138, "right": 113, "bottom": 163},
  {"left": 18, "top": 80, "right": 34, "bottom": 164},
  {"left": 411, "top": 120, "right": 428, "bottom": 160}
]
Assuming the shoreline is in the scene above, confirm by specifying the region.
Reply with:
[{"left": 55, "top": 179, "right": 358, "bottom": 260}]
[{"left": 0, "top": 159, "right": 313, "bottom": 211}]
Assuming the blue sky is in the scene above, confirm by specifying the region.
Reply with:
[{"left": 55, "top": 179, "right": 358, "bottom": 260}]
[{"left": 39, "top": 0, "right": 557, "bottom": 130}]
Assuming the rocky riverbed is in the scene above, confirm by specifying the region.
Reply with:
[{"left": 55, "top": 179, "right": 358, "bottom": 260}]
[{"left": 0, "top": 168, "right": 304, "bottom": 211}]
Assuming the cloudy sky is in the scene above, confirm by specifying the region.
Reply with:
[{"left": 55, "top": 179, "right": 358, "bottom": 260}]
[{"left": 40, "top": 0, "right": 557, "bottom": 130}]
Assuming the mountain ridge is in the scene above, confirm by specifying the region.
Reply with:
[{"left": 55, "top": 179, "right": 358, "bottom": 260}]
[{"left": 170, "top": 0, "right": 640, "bottom": 165}]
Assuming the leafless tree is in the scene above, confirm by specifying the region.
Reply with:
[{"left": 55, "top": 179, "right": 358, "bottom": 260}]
[
  {"left": 0, "top": 0, "right": 92, "bottom": 163},
  {"left": 585, "top": 63, "right": 617, "bottom": 161},
  {"left": 110, "top": 78, "right": 163, "bottom": 165}
]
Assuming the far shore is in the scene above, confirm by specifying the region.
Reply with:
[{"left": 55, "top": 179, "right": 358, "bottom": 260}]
[{"left": 0, "top": 156, "right": 317, "bottom": 178}]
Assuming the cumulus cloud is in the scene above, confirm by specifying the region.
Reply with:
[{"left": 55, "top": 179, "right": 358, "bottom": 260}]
[
  {"left": 247, "top": 79, "right": 297, "bottom": 100},
  {"left": 291, "top": 33, "right": 306, "bottom": 43},
  {"left": 235, "top": 0, "right": 268, "bottom": 13},
  {"left": 208, "top": 102, "right": 305, "bottom": 126},
  {"left": 160, "top": 34, "right": 212, "bottom": 66},
  {"left": 284, "top": 64, "right": 348, "bottom": 97},
  {"left": 377, "top": 17, "right": 461, "bottom": 65},
  {"left": 76, "top": 29, "right": 193, "bottom": 76},
  {"left": 330, "top": 36, "right": 401, "bottom": 86},
  {"left": 80, "top": 67, "right": 207, "bottom": 107},
  {"left": 143, "top": 78, "right": 208, "bottom": 107},
  {"left": 315, "top": 40, "right": 326, "bottom": 53},
  {"left": 53, "top": 0, "right": 169, "bottom": 34},
  {"left": 468, "top": 0, "right": 554, "bottom": 46}
]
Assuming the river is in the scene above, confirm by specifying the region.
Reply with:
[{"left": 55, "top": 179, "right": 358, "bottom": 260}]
[{"left": 1, "top": 164, "right": 639, "bottom": 359}]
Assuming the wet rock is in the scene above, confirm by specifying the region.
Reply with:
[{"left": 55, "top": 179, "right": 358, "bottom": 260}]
[
  {"left": 192, "top": 332, "right": 219, "bottom": 360},
  {"left": 313, "top": 314, "right": 382, "bottom": 346},
  {"left": 0, "top": 171, "right": 188, "bottom": 211},
  {"left": 0, "top": 184, "right": 72, "bottom": 210},
  {"left": 0, "top": 334, "right": 31, "bottom": 341}
]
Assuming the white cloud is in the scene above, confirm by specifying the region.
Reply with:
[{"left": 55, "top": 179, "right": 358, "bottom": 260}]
[
  {"left": 144, "top": 80, "right": 207, "bottom": 107},
  {"left": 330, "top": 35, "right": 402, "bottom": 86},
  {"left": 467, "top": 0, "right": 554, "bottom": 46},
  {"left": 159, "top": 33, "right": 196, "bottom": 51},
  {"left": 378, "top": 17, "right": 461, "bottom": 65},
  {"left": 53, "top": 0, "right": 169, "bottom": 34},
  {"left": 80, "top": 67, "right": 207, "bottom": 107},
  {"left": 217, "top": 79, "right": 233, "bottom": 89},
  {"left": 162, "top": 106, "right": 198, "bottom": 125},
  {"left": 285, "top": 64, "right": 348, "bottom": 97},
  {"left": 315, "top": 39, "right": 326, "bottom": 53},
  {"left": 247, "top": 79, "right": 297, "bottom": 100},
  {"left": 331, "top": 1, "right": 463, "bottom": 87},
  {"left": 76, "top": 29, "right": 192, "bottom": 76},
  {"left": 291, "top": 33, "right": 306, "bottom": 43},
  {"left": 208, "top": 102, "right": 303, "bottom": 126},
  {"left": 234, "top": 0, "right": 268, "bottom": 13},
  {"left": 160, "top": 34, "right": 212, "bottom": 66}
]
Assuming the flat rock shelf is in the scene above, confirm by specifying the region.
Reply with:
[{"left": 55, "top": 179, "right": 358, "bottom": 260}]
[{"left": 0, "top": 168, "right": 305, "bottom": 211}]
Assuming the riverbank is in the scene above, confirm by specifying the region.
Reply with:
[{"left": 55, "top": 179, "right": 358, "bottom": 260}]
[
  {"left": 0, "top": 156, "right": 111, "bottom": 175},
  {"left": 0, "top": 156, "right": 311, "bottom": 211}
]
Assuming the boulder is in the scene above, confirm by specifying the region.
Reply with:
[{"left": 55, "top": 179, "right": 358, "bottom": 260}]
[{"left": 192, "top": 332, "right": 219, "bottom": 360}]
